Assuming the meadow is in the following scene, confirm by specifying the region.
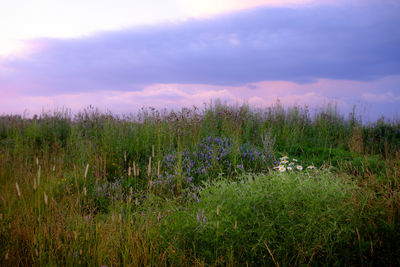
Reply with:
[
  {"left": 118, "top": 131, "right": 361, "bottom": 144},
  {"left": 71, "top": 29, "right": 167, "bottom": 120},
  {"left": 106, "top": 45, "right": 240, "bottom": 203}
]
[{"left": 0, "top": 101, "right": 399, "bottom": 266}]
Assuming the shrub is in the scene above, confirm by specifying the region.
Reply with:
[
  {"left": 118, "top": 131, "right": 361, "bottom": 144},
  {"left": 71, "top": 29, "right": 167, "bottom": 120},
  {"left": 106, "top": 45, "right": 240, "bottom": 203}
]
[{"left": 161, "top": 170, "right": 367, "bottom": 265}]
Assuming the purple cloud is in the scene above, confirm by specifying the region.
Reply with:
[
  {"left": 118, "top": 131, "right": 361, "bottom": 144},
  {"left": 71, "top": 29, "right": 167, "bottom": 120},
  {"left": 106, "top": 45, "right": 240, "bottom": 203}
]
[{"left": 1, "top": 1, "right": 400, "bottom": 95}]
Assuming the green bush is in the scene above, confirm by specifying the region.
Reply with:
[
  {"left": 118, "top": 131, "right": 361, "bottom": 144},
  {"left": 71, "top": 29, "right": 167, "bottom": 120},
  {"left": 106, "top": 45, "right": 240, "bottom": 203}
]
[{"left": 162, "top": 170, "right": 367, "bottom": 265}]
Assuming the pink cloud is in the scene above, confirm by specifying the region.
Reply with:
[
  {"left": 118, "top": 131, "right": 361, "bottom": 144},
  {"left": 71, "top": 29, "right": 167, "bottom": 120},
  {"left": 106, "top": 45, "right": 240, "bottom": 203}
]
[
  {"left": 176, "top": 0, "right": 349, "bottom": 18},
  {"left": 362, "top": 92, "right": 400, "bottom": 103},
  {"left": 1, "top": 75, "right": 398, "bottom": 121}
]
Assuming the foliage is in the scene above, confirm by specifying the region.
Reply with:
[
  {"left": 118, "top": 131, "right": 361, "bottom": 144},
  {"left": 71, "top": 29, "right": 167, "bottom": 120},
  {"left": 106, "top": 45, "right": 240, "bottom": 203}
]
[{"left": 0, "top": 102, "right": 399, "bottom": 266}]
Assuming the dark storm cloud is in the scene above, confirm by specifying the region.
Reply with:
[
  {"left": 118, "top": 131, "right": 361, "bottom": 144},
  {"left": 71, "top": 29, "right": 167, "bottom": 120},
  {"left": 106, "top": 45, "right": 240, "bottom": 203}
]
[{"left": 1, "top": 1, "right": 400, "bottom": 95}]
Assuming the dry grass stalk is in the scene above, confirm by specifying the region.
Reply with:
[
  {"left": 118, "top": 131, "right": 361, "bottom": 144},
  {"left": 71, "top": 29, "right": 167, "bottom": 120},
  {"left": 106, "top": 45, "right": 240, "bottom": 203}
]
[
  {"left": 15, "top": 182, "right": 21, "bottom": 198},
  {"left": 264, "top": 241, "right": 279, "bottom": 267},
  {"left": 147, "top": 157, "right": 152, "bottom": 177},
  {"left": 44, "top": 192, "right": 48, "bottom": 206},
  {"left": 84, "top": 164, "right": 89, "bottom": 179},
  {"left": 33, "top": 178, "right": 37, "bottom": 191},
  {"left": 128, "top": 166, "right": 131, "bottom": 177},
  {"left": 37, "top": 165, "right": 41, "bottom": 187},
  {"left": 157, "top": 161, "right": 160, "bottom": 177}
]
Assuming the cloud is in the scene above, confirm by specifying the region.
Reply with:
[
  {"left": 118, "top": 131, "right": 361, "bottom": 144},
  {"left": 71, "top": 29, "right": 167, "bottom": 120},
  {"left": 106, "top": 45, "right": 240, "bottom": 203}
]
[
  {"left": 1, "top": 75, "right": 399, "bottom": 121},
  {"left": 362, "top": 92, "right": 400, "bottom": 103},
  {"left": 1, "top": 1, "right": 400, "bottom": 95}
]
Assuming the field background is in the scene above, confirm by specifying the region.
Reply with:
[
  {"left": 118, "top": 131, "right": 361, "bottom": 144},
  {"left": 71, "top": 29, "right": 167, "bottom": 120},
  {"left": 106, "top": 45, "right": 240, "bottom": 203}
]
[{"left": 1, "top": 101, "right": 399, "bottom": 266}]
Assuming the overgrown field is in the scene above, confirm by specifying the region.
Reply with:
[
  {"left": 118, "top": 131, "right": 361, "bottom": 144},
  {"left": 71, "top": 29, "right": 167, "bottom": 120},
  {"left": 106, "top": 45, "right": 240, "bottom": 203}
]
[{"left": 1, "top": 102, "right": 399, "bottom": 266}]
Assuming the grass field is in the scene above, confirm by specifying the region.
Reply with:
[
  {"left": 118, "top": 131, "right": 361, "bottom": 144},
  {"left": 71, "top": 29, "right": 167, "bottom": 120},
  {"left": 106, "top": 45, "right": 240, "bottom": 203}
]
[{"left": 1, "top": 101, "right": 399, "bottom": 266}]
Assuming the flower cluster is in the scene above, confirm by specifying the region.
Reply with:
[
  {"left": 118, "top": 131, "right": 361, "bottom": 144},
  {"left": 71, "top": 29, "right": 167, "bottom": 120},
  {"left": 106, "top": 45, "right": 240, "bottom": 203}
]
[
  {"left": 196, "top": 208, "right": 206, "bottom": 223},
  {"left": 195, "top": 136, "right": 232, "bottom": 175},
  {"left": 153, "top": 136, "right": 265, "bottom": 198},
  {"left": 240, "top": 142, "right": 264, "bottom": 162},
  {"left": 273, "top": 156, "right": 315, "bottom": 173},
  {"left": 94, "top": 178, "right": 136, "bottom": 203}
]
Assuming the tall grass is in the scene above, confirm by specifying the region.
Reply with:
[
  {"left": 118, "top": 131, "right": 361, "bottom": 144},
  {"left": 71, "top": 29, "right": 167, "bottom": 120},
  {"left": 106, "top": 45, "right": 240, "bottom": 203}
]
[{"left": 0, "top": 101, "right": 399, "bottom": 266}]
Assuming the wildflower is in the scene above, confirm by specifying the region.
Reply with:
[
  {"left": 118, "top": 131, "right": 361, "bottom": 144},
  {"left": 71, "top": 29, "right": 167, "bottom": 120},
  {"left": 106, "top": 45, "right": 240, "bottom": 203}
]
[
  {"left": 273, "top": 164, "right": 284, "bottom": 169},
  {"left": 307, "top": 165, "right": 315, "bottom": 169},
  {"left": 296, "top": 165, "right": 303, "bottom": 171},
  {"left": 196, "top": 213, "right": 200, "bottom": 221},
  {"left": 293, "top": 159, "right": 298, "bottom": 162},
  {"left": 287, "top": 166, "right": 293, "bottom": 171},
  {"left": 279, "top": 166, "right": 286, "bottom": 172},
  {"left": 281, "top": 159, "right": 288, "bottom": 164}
]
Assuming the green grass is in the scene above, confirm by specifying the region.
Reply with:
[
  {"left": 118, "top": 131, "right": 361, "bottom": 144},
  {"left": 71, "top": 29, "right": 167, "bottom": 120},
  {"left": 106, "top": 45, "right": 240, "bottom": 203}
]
[
  {"left": 0, "top": 102, "right": 399, "bottom": 266},
  {"left": 162, "top": 170, "right": 368, "bottom": 265}
]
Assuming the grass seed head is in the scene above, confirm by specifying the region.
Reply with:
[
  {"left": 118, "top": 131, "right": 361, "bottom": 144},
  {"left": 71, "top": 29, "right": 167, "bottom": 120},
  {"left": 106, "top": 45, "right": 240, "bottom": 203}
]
[
  {"left": 15, "top": 182, "right": 21, "bottom": 198},
  {"left": 147, "top": 157, "right": 152, "bottom": 176},
  {"left": 84, "top": 164, "right": 89, "bottom": 179},
  {"left": 37, "top": 166, "right": 41, "bottom": 187},
  {"left": 44, "top": 192, "right": 48, "bottom": 206}
]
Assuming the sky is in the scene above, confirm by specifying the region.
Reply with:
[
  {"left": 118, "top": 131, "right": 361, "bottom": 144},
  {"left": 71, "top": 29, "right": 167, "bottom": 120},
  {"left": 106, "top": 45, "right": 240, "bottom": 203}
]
[{"left": 0, "top": 0, "right": 399, "bottom": 121}]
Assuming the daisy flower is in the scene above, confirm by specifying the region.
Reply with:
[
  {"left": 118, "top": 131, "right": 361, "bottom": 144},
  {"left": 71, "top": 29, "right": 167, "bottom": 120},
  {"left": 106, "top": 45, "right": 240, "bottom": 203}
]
[
  {"left": 281, "top": 159, "right": 288, "bottom": 164},
  {"left": 307, "top": 165, "right": 315, "bottom": 169},
  {"left": 273, "top": 164, "right": 284, "bottom": 169},
  {"left": 287, "top": 166, "right": 293, "bottom": 171},
  {"left": 279, "top": 166, "right": 286, "bottom": 172},
  {"left": 296, "top": 165, "right": 303, "bottom": 171}
]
